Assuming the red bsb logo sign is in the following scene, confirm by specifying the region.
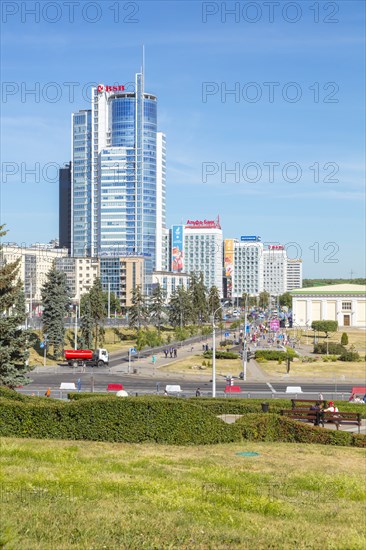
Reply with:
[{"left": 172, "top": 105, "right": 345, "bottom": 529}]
[{"left": 97, "top": 85, "right": 125, "bottom": 93}]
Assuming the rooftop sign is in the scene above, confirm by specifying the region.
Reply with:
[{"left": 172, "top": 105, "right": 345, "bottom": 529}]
[
  {"left": 97, "top": 85, "right": 125, "bottom": 93},
  {"left": 186, "top": 217, "right": 221, "bottom": 229},
  {"left": 240, "top": 236, "right": 260, "bottom": 242}
]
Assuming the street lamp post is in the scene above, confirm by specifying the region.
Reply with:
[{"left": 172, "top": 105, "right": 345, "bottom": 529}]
[
  {"left": 242, "top": 294, "right": 248, "bottom": 381},
  {"left": 74, "top": 304, "right": 78, "bottom": 350},
  {"left": 212, "top": 302, "right": 228, "bottom": 397}
]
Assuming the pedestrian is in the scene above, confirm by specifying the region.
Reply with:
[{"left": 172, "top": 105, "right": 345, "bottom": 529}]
[
  {"left": 191, "top": 345, "right": 194, "bottom": 352},
  {"left": 164, "top": 349, "right": 168, "bottom": 358},
  {"left": 164, "top": 390, "right": 168, "bottom": 396},
  {"left": 77, "top": 378, "right": 81, "bottom": 392},
  {"left": 174, "top": 348, "right": 177, "bottom": 358},
  {"left": 195, "top": 388, "right": 201, "bottom": 397},
  {"left": 45, "top": 387, "right": 51, "bottom": 398},
  {"left": 169, "top": 348, "right": 173, "bottom": 358},
  {"left": 156, "top": 382, "right": 160, "bottom": 394}
]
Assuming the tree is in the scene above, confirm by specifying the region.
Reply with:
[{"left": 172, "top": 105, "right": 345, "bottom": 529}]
[
  {"left": 311, "top": 320, "right": 338, "bottom": 355},
  {"left": 168, "top": 286, "right": 192, "bottom": 327},
  {"left": 258, "top": 291, "right": 270, "bottom": 308},
  {"left": 128, "top": 285, "right": 146, "bottom": 329},
  {"left": 42, "top": 265, "right": 71, "bottom": 358},
  {"left": 189, "top": 273, "right": 209, "bottom": 324},
  {"left": 341, "top": 332, "right": 348, "bottom": 346},
  {"left": 208, "top": 286, "right": 221, "bottom": 320},
  {"left": 102, "top": 290, "right": 121, "bottom": 316},
  {"left": 89, "top": 279, "right": 105, "bottom": 348},
  {"left": 279, "top": 292, "right": 292, "bottom": 308},
  {"left": 79, "top": 296, "right": 93, "bottom": 349},
  {"left": 0, "top": 226, "right": 31, "bottom": 387},
  {"left": 149, "top": 283, "right": 166, "bottom": 331}
]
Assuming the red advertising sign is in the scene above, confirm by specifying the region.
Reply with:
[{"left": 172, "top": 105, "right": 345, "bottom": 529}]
[
  {"left": 97, "top": 85, "right": 125, "bottom": 93},
  {"left": 268, "top": 245, "right": 284, "bottom": 250}
]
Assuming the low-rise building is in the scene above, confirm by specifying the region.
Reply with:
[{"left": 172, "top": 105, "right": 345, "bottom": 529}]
[{"left": 290, "top": 284, "right": 366, "bottom": 328}]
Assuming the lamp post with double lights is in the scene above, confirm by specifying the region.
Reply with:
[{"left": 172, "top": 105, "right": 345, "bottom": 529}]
[{"left": 212, "top": 301, "right": 229, "bottom": 397}]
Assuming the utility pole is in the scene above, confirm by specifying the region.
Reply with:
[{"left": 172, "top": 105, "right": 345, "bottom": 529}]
[
  {"left": 108, "top": 281, "right": 111, "bottom": 319},
  {"left": 242, "top": 294, "right": 248, "bottom": 382},
  {"left": 74, "top": 304, "right": 78, "bottom": 350}
]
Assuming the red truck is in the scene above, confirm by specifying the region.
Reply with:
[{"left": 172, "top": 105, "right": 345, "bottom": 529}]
[{"left": 64, "top": 349, "right": 109, "bottom": 368}]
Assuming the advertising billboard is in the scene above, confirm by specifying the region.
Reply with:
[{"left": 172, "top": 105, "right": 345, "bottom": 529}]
[
  {"left": 240, "top": 236, "right": 261, "bottom": 242},
  {"left": 224, "top": 239, "right": 234, "bottom": 298},
  {"left": 171, "top": 225, "right": 184, "bottom": 272}
]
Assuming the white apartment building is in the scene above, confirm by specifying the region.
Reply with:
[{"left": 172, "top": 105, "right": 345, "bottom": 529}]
[
  {"left": 152, "top": 271, "right": 190, "bottom": 302},
  {"left": 263, "top": 245, "right": 288, "bottom": 296},
  {"left": 1, "top": 244, "right": 68, "bottom": 313},
  {"left": 224, "top": 237, "right": 264, "bottom": 298},
  {"left": 178, "top": 219, "right": 223, "bottom": 295},
  {"left": 55, "top": 257, "right": 100, "bottom": 302},
  {"left": 287, "top": 259, "right": 303, "bottom": 290}
]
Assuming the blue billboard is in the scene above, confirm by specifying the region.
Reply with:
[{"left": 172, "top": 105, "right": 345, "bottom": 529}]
[
  {"left": 171, "top": 225, "right": 184, "bottom": 272},
  {"left": 240, "top": 236, "right": 261, "bottom": 242}
]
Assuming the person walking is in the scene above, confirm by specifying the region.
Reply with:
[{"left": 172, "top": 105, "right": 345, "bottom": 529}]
[
  {"left": 45, "top": 387, "right": 51, "bottom": 398},
  {"left": 195, "top": 388, "right": 201, "bottom": 397},
  {"left": 77, "top": 378, "right": 82, "bottom": 392}
]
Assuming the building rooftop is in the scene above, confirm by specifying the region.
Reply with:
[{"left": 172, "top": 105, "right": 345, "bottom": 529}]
[{"left": 290, "top": 283, "right": 366, "bottom": 295}]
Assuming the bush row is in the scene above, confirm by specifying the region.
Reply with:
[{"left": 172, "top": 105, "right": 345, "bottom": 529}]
[
  {"left": 0, "top": 396, "right": 241, "bottom": 445},
  {"left": 255, "top": 350, "right": 296, "bottom": 361},
  {"left": 313, "top": 343, "right": 346, "bottom": 355},
  {"left": 67, "top": 394, "right": 366, "bottom": 418},
  {"left": 203, "top": 350, "right": 239, "bottom": 359},
  {"left": 237, "top": 414, "right": 366, "bottom": 447}
]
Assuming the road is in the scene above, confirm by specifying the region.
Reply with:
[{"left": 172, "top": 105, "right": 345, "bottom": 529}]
[{"left": 19, "top": 371, "right": 357, "bottom": 399}]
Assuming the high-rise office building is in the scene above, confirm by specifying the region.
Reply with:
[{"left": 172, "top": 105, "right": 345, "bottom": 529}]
[
  {"left": 69, "top": 71, "right": 166, "bottom": 292},
  {"left": 287, "top": 259, "right": 303, "bottom": 290},
  {"left": 58, "top": 162, "right": 72, "bottom": 253},
  {"left": 224, "top": 237, "right": 263, "bottom": 299}
]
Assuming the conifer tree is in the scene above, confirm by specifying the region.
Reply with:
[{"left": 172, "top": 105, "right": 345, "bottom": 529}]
[
  {"left": 0, "top": 225, "right": 31, "bottom": 387},
  {"left": 41, "top": 266, "right": 71, "bottom": 358}
]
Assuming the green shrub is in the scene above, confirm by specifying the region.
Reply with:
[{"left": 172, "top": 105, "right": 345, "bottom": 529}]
[
  {"left": 219, "top": 340, "right": 233, "bottom": 347},
  {"left": 313, "top": 343, "right": 346, "bottom": 355},
  {"left": 341, "top": 332, "right": 349, "bottom": 345},
  {"left": 0, "top": 387, "right": 29, "bottom": 401},
  {"left": 236, "top": 413, "right": 366, "bottom": 447},
  {"left": 322, "top": 355, "right": 338, "bottom": 362},
  {"left": 255, "top": 350, "right": 296, "bottom": 361},
  {"left": 339, "top": 351, "right": 361, "bottom": 362},
  {"left": 203, "top": 350, "right": 239, "bottom": 360},
  {"left": 0, "top": 396, "right": 242, "bottom": 445}
]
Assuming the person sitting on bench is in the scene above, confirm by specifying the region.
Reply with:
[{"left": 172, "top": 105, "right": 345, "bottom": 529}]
[
  {"left": 309, "top": 401, "right": 322, "bottom": 426},
  {"left": 323, "top": 401, "right": 339, "bottom": 413}
]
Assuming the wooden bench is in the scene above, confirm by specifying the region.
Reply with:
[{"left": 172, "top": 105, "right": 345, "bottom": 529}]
[
  {"left": 281, "top": 409, "right": 323, "bottom": 427},
  {"left": 322, "top": 412, "right": 362, "bottom": 433},
  {"left": 291, "top": 399, "right": 327, "bottom": 409}
]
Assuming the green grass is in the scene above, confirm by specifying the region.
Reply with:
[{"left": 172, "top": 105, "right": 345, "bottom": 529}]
[{"left": 1, "top": 437, "right": 365, "bottom": 549}]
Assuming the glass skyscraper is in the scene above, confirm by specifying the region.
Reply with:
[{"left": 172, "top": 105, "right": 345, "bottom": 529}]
[{"left": 70, "top": 71, "right": 166, "bottom": 292}]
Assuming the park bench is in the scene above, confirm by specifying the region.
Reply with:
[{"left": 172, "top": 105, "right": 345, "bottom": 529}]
[
  {"left": 281, "top": 409, "right": 323, "bottom": 426},
  {"left": 291, "top": 399, "right": 327, "bottom": 409},
  {"left": 107, "top": 384, "right": 124, "bottom": 392},
  {"left": 322, "top": 412, "right": 362, "bottom": 433}
]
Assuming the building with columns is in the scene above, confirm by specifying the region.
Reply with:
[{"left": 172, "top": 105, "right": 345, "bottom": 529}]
[{"left": 290, "top": 284, "right": 366, "bottom": 328}]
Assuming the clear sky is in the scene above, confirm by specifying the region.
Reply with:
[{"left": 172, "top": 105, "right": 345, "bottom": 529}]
[{"left": 1, "top": 0, "right": 365, "bottom": 278}]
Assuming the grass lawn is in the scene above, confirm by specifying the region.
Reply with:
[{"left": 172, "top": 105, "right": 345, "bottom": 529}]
[
  {"left": 160, "top": 354, "right": 242, "bottom": 378},
  {"left": 290, "top": 328, "right": 366, "bottom": 354},
  {"left": 0, "top": 437, "right": 365, "bottom": 549},
  {"left": 259, "top": 359, "right": 366, "bottom": 379}
]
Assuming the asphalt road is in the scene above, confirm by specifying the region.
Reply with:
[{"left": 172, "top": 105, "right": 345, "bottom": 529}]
[{"left": 19, "top": 371, "right": 357, "bottom": 397}]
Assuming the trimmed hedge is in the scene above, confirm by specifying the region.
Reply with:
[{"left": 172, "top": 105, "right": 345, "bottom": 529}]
[
  {"left": 255, "top": 350, "right": 294, "bottom": 361},
  {"left": 339, "top": 351, "right": 361, "bottom": 362},
  {"left": 313, "top": 343, "right": 346, "bottom": 355},
  {"left": 68, "top": 394, "right": 366, "bottom": 418},
  {"left": 237, "top": 413, "right": 366, "bottom": 447},
  {"left": 0, "top": 396, "right": 241, "bottom": 445},
  {"left": 203, "top": 350, "right": 239, "bottom": 359}
]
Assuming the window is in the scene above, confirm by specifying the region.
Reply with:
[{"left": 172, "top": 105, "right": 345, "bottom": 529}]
[{"left": 342, "top": 302, "right": 352, "bottom": 311}]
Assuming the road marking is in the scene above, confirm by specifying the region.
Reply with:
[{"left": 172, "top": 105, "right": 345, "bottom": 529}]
[{"left": 267, "top": 382, "right": 276, "bottom": 393}]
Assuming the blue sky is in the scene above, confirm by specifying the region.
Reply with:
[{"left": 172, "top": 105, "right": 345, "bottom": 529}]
[{"left": 1, "top": 0, "right": 365, "bottom": 278}]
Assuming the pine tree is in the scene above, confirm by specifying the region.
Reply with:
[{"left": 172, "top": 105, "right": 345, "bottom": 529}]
[
  {"left": 0, "top": 225, "right": 31, "bottom": 387},
  {"left": 168, "top": 286, "right": 192, "bottom": 327},
  {"left": 129, "top": 285, "right": 146, "bottom": 329},
  {"left": 149, "top": 283, "right": 166, "bottom": 331},
  {"left": 189, "top": 273, "right": 209, "bottom": 324},
  {"left": 80, "top": 296, "right": 93, "bottom": 349},
  {"left": 41, "top": 266, "right": 71, "bottom": 358},
  {"left": 89, "top": 279, "right": 106, "bottom": 348}
]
